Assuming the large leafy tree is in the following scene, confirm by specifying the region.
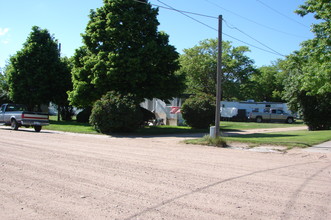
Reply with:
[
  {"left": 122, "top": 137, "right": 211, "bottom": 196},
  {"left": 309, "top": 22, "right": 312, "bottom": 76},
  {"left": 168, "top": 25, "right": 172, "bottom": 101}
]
[
  {"left": 6, "top": 26, "right": 67, "bottom": 111},
  {"left": 281, "top": 0, "right": 331, "bottom": 130},
  {"left": 294, "top": 0, "right": 331, "bottom": 95},
  {"left": 247, "top": 62, "right": 285, "bottom": 102},
  {"left": 69, "top": 0, "right": 185, "bottom": 108},
  {"left": 0, "top": 67, "right": 10, "bottom": 104},
  {"left": 54, "top": 57, "right": 74, "bottom": 121},
  {"left": 178, "top": 39, "right": 257, "bottom": 100}
]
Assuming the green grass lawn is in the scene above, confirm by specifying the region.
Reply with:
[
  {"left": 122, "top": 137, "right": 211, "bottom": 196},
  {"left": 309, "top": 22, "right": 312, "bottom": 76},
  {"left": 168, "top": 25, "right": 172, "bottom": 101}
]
[
  {"left": 45, "top": 117, "right": 330, "bottom": 148},
  {"left": 46, "top": 119, "right": 98, "bottom": 134},
  {"left": 226, "top": 130, "right": 331, "bottom": 148},
  {"left": 219, "top": 120, "right": 305, "bottom": 131},
  {"left": 187, "top": 130, "right": 331, "bottom": 148},
  {"left": 46, "top": 116, "right": 305, "bottom": 135}
]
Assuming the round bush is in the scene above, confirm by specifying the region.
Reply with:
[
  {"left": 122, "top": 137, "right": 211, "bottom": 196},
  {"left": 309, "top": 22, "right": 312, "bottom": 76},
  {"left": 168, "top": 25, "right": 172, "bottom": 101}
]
[
  {"left": 181, "top": 93, "right": 216, "bottom": 129},
  {"left": 76, "top": 107, "right": 92, "bottom": 123},
  {"left": 89, "top": 91, "right": 143, "bottom": 133}
]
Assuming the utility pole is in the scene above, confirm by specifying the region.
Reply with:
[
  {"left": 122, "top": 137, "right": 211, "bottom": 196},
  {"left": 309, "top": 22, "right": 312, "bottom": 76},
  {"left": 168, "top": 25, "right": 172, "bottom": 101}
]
[
  {"left": 57, "top": 43, "right": 61, "bottom": 122},
  {"left": 214, "top": 15, "right": 222, "bottom": 137}
]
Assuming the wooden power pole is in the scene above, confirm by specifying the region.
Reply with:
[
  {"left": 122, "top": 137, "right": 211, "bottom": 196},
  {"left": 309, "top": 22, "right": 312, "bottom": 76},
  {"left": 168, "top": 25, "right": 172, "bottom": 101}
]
[{"left": 214, "top": 15, "right": 222, "bottom": 137}]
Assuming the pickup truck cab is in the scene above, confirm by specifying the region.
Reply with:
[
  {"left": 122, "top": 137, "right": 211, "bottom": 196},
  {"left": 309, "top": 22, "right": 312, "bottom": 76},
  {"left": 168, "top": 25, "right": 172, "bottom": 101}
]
[
  {"left": 249, "top": 109, "right": 295, "bottom": 124},
  {"left": 0, "top": 103, "right": 49, "bottom": 132}
]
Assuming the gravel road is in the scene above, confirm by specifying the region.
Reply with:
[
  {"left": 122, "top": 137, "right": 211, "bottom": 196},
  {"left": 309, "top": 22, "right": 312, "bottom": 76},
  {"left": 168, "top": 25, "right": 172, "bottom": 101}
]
[{"left": 0, "top": 127, "right": 330, "bottom": 220}]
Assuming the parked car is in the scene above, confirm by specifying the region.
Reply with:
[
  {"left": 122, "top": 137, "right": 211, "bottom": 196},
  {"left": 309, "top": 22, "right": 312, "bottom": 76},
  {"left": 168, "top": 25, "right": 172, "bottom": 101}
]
[
  {"left": 249, "top": 109, "right": 295, "bottom": 124},
  {"left": 0, "top": 103, "right": 49, "bottom": 132}
]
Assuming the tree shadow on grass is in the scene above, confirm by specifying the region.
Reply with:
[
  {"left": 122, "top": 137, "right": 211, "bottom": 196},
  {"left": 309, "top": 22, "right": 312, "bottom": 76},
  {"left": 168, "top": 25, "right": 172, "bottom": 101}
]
[{"left": 229, "top": 133, "right": 299, "bottom": 139}]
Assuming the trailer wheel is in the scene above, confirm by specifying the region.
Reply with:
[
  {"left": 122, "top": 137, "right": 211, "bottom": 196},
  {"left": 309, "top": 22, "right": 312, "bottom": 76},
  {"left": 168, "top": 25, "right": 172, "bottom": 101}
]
[
  {"left": 256, "top": 117, "right": 263, "bottom": 123},
  {"left": 34, "top": 126, "right": 42, "bottom": 132},
  {"left": 11, "top": 119, "right": 19, "bottom": 130}
]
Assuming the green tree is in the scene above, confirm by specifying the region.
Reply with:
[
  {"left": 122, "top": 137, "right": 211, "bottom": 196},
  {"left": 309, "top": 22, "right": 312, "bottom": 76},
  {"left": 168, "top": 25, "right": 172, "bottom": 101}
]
[
  {"left": 0, "top": 67, "right": 10, "bottom": 104},
  {"left": 69, "top": 0, "right": 185, "bottom": 108},
  {"left": 54, "top": 57, "right": 74, "bottom": 121},
  {"left": 294, "top": 0, "right": 331, "bottom": 95},
  {"left": 247, "top": 62, "right": 285, "bottom": 102},
  {"left": 281, "top": 0, "right": 331, "bottom": 130},
  {"left": 178, "top": 39, "right": 257, "bottom": 100},
  {"left": 6, "top": 26, "right": 64, "bottom": 111}
]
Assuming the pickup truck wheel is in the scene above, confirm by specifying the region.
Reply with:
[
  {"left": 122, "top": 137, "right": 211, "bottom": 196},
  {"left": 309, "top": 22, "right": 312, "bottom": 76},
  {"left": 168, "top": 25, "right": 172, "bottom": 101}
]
[
  {"left": 256, "top": 117, "right": 263, "bottom": 123},
  {"left": 11, "top": 119, "right": 19, "bottom": 130},
  {"left": 286, "top": 117, "right": 294, "bottom": 124},
  {"left": 34, "top": 126, "right": 42, "bottom": 132}
]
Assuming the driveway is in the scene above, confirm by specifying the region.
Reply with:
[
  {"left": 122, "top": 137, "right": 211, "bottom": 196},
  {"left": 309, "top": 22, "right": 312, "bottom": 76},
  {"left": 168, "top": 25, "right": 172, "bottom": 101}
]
[{"left": 0, "top": 128, "right": 330, "bottom": 219}]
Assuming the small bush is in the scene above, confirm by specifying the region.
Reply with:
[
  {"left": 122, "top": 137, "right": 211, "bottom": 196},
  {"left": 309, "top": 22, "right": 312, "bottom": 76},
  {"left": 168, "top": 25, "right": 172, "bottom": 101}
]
[
  {"left": 299, "top": 91, "right": 331, "bottom": 130},
  {"left": 89, "top": 91, "right": 142, "bottom": 133},
  {"left": 60, "top": 105, "right": 75, "bottom": 121},
  {"left": 181, "top": 93, "right": 216, "bottom": 129},
  {"left": 76, "top": 107, "right": 92, "bottom": 123},
  {"left": 185, "top": 135, "right": 227, "bottom": 147},
  {"left": 201, "top": 135, "right": 227, "bottom": 147}
]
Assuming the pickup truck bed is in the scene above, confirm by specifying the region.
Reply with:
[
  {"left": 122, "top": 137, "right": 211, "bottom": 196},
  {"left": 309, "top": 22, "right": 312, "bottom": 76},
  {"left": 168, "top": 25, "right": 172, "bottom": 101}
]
[{"left": 0, "top": 104, "right": 49, "bottom": 132}]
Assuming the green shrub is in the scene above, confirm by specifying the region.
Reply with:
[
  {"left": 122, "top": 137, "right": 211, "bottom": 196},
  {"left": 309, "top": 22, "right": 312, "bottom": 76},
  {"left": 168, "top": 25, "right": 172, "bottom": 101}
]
[
  {"left": 201, "top": 135, "right": 227, "bottom": 147},
  {"left": 181, "top": 93, "right": 216, "bottom": 129},
  {"left": 76, "top": 107, "right": 92, "bottom": 123},
  {"left": 299, "top": 91, "right": 331, "bottom": 130},
  {"left": 59, "top": 105, "right": 75, "bottom": 121},
  {"left": 89, "top": 91, "right": 142, "bottom": 133}
]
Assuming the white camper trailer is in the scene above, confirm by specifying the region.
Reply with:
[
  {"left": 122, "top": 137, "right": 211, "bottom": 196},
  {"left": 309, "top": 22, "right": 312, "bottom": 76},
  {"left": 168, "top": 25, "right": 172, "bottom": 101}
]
[{"left": 220, "top": 101, "right": 289, "bottom": 121}]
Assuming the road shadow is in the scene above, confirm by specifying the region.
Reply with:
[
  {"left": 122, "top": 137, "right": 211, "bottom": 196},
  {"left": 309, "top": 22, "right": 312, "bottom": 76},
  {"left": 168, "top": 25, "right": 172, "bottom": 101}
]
[
  {"left": 0, "top": 126, "right": 51, "bottom": 134},
  {"left": 225, "top": 132, "right": 299, "bottom": 138}
]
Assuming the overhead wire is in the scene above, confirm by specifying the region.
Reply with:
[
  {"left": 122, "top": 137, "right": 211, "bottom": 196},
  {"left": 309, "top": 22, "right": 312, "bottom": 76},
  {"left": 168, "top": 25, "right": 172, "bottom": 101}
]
[
  {"left": 156, "top": 0, "right": 284, "bottom": 56},
  {"left": 204, "top": 0, "right": 306, "bottom": 39},
  {"left": 132, "top": 0, "right": 217, "bottom": 19},
  {"left": 223, "top": 19, "right": 285, "bottom": 56},
  {"left": 255, "top": 0, "right": 309, "bottom": 28},
  {"left": 132, "top": 0, "right": 285, "bottom": 57}
]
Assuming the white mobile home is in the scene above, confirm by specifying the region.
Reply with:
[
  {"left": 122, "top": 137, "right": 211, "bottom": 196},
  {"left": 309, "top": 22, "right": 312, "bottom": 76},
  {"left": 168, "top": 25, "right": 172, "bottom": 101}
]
[{"left": 140, "top": 98, "right": 184, "bottom": 126}]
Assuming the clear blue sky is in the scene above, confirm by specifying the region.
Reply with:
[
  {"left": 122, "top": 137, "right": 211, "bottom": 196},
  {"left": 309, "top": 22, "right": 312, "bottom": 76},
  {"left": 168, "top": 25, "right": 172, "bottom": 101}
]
[{"left": 0, "top": 0, "right": 315, "bottom": 69}]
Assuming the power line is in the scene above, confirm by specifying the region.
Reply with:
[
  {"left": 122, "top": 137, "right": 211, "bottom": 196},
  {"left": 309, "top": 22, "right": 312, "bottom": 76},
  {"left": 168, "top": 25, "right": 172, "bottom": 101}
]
[
  {"left": 204, "top": 0, "right": 306, "bottom": 39},
  {"left": 133, "top": 0, "right": 285, "bottom": 57},
  {"left": 256, "top": 0, "right": 309, "bottom": 28},
  {"left": 132, "top": 0, "right": 217, "bottom": 19},
  {"left": 155, "top": 0, "right": 284, "bottom": 56},
  {"left": 155, "top": 0, "right": 218, "bottom": 31},
  {"left": 223, "top": 19, "right": 284, "bottom": 56}
]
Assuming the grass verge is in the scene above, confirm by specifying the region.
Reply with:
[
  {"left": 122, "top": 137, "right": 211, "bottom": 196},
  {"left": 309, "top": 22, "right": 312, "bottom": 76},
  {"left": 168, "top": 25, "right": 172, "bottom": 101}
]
[
  {"left": 220, "top": 120, "right": 304, "bottom": 131},
  {"left": 190, "top": 135, "right": 227, "bottom": 147},
  {"left": 186, "top": 130, "right": 331, "bottom": 149},
  {"left": 46, "top": 120, "right": 98, "bottom": 134},
  {"left": 46, "top": 118, "right": 304, "bottom": 135},
  {"left": 46, "top": 118, "right": 330, "bottom": 149}
]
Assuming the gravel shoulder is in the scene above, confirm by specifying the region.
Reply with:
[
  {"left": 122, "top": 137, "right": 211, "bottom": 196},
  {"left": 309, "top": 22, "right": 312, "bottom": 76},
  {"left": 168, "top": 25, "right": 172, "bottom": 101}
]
[{"left": 0, "top": 127, "right": 330, "bottom": 220}]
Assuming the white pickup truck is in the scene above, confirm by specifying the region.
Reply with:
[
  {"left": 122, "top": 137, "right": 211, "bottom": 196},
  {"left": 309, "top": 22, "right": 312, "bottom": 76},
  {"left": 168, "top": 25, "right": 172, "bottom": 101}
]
[
  {"left": 0, "top": 103, "right": 49, "bottom": 132},
  {"left": 249, "top": 109, "right": 295, "bottom": 124}
]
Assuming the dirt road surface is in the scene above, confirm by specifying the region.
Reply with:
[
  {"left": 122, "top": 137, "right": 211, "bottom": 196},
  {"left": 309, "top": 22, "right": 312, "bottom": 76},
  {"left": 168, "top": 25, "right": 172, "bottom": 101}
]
[{"left": 0, "top": 127, "right": 330, "bottom": 220}]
